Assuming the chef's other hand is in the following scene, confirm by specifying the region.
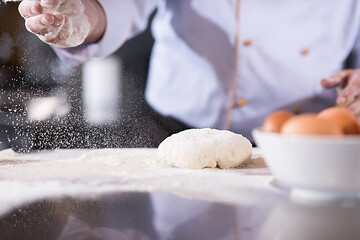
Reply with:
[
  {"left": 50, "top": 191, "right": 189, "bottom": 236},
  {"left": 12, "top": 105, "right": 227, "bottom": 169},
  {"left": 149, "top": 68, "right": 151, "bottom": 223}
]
[
  {"left": 18, "top": 0, "right": 106, "bottom": 48},
  {"left": 321, "top": 69, "right": 360, "bottom": 116}
]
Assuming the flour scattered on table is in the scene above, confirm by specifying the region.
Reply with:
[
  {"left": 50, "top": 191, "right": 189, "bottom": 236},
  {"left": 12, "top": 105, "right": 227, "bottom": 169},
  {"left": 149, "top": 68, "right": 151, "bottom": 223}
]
[
  {"left": 0, "top": 148, "right": 270, "bottom": 217},
  {"left": 0, "top": 149, "right": 19, "bottom": 159}
]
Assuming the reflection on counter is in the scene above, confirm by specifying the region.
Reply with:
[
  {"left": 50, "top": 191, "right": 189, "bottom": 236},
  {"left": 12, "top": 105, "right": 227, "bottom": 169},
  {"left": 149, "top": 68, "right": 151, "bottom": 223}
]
[
  {"left": 0, "top": 192, "right": 157, "bottom": 240},
  {"left": 258, "top": 198, "right": 360, "bottom": 240},
  {"left": 1, "top": 191, "right": 360, "bottom": 240}
]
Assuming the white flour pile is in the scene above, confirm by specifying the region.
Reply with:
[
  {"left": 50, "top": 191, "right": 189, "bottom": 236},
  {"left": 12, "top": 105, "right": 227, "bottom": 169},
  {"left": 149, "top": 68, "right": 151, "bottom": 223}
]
[{"left": 0, "top": 148, "right": 273, "bottom": 217}]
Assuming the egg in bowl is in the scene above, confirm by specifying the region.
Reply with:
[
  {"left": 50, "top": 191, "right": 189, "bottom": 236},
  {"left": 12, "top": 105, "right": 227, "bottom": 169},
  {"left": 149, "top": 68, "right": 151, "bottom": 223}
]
[{"left": 253, "top": 107, "right": 360, "bottom": 200}]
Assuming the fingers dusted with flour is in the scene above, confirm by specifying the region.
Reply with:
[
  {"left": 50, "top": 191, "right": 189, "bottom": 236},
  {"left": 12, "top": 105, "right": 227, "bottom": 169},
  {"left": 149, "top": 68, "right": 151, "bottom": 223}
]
[
  {"left": 18, "top": 0, "right": 43, "bottom": 18},
  {"left": 18, "top": 0, "right": 106, "bottom": 48},
  {"left": 321, "top": 69, "right": 360, "bottom": 116}
]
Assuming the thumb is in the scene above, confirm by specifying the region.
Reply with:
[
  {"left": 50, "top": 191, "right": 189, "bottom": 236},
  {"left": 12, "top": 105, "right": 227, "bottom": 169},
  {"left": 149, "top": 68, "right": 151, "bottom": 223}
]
[
  {"left": 321, "top": 78, "right": 340, "bottom": 88},
  {"left": 321, "top": 70, "right": 350, "bottom": 89}
]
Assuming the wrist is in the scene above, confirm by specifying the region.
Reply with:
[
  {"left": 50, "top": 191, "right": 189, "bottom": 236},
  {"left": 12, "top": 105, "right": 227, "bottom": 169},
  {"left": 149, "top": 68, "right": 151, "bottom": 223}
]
[{"left": 83, "top": 0, "right": 106, "bottom": 43}]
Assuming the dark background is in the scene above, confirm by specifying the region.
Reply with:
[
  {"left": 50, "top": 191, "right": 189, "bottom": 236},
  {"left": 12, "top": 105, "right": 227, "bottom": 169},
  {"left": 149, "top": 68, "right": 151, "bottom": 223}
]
[{"left": 0, "top": 3, "right": 157, "bottom": 151}]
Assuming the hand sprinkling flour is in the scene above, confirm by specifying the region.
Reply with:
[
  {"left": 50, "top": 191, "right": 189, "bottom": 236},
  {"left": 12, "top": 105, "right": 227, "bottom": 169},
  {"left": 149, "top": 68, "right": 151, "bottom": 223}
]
[{"left": 18, "top": 0, "right": 106, "bottom": 48}]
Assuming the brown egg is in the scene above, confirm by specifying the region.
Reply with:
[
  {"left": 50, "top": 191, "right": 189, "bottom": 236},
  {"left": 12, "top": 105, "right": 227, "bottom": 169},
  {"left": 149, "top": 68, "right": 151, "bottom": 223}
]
[
  {"left": 281, "top": 114, "right": 344, "bottom": 136},
  {"left": 262, "top": 110, "right": 294, "bottom": 133},
  {"left": 317, "top": 107, "right": 360, "bottom": 135}
]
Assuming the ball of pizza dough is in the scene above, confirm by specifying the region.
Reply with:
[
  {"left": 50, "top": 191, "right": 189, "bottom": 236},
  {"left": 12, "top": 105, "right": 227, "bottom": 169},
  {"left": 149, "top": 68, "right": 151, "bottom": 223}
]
[{"left": 157, "top": 128, "right": 252, "bottom": 169}]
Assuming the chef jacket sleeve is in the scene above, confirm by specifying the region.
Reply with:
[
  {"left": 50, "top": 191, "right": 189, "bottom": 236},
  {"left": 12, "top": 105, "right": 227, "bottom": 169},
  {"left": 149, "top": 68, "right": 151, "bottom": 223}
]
[{"left": 53, "top": 0, "right": 159, "bottom": 66}]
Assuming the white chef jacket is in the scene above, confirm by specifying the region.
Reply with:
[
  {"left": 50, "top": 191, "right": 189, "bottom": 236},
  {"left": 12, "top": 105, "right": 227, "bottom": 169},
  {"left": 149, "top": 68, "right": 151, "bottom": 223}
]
[{"left": 56, "top": 0, "right": 360, "bottom": 140}]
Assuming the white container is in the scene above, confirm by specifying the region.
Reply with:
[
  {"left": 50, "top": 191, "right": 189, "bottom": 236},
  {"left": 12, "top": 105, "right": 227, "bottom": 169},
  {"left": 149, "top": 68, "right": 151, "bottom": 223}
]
[
  {"left": 82, "top": 57, "right": 121, "bottom": 125},
  {"left": 252, "top": 128, "right": 360, "bottom": 200}
]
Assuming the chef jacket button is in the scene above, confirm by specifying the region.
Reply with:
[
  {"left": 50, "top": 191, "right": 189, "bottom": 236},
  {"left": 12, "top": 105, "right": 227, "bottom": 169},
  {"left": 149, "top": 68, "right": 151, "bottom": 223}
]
[
  {"left": 244, "top": 40, "right": 252, "bottom": 46},
  {"left": 293, "top": 108, "right": 302, "bottom": 115},
  {"left": 237, "top": 99, "right": 247, "bottom": 107},
  {"left": 301, "top": 48, "right": 310, "bottom": 55}
]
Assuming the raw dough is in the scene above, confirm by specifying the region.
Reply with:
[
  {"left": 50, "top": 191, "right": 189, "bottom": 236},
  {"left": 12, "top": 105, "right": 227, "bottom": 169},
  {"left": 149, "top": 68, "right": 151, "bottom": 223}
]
[{"left": 157, "top": 128, "right": 252, "bottom": 169}]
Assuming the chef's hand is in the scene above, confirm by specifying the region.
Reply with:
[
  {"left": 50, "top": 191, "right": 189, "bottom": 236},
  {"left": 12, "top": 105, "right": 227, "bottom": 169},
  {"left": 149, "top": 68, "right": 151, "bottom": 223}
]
[
  {"left": 321, "top": 69, "right": 360, "bottom": 116},
  {"left": 18, "top": 0, "right": 106, "bottom": 48}
]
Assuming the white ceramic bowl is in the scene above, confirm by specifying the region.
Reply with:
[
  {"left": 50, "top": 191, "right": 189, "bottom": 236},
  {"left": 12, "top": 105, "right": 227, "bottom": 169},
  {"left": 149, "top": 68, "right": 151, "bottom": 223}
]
[{"left": 252, "top": 128, "right": 360, "bottom": 199}]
